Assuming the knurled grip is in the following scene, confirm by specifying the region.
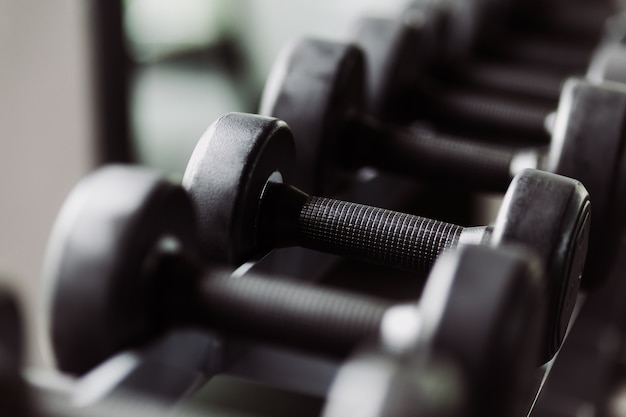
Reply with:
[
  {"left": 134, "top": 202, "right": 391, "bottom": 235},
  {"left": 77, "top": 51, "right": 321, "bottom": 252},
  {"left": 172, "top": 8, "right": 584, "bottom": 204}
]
[
  {"left": 195, "top": 271, "right": 393, "bottom": 357},
  {"left": 297, "top": 197, "right": 463, "bottom": 274}
]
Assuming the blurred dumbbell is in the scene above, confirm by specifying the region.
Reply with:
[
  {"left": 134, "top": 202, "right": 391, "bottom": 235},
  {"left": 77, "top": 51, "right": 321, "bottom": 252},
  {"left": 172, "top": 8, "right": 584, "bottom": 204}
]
[
  {"left": 42, "top": 165, "right": 388, "bottom": 375},
  {"left": 420, "top": 0, "right": 623, "bottom": 71},
  {"left": 41, "top": 165, "right": 544, "bottom": 390},
  {"left": 2, "top": 283, "right": 194, "bottom": 417},
  {"left": 323, "top": 244, "right": 546, "bottom": 417},
  {"left": 182, "top": 112, "right": 588, "bottom": 362},
  {"left": 351, "top": 13, "right": 626, "bottom": 133},
  {"left": 260, "top": 38, "right": 622, "bottom": 292},
  {"left": 400, "top": 0, "right": 616, "bottom": 72}
]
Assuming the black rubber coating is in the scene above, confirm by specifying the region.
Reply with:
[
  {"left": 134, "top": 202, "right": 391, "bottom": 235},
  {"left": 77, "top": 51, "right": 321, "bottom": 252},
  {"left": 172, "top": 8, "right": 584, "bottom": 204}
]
[
  {"left": 459, "top": 63, "right": 566, "bottom": 103},
  {"left": 192, "top": 270, "right": 393, "bottom": 358},
  {"left": 293, "top": 193, "right": 463, "bottom": 274},
  {"left": 346, "top": 116, "right": 516, "bottom": 191},
  {"left": 498, "top": 36, "right": 593, "bottom": 72},
  {"left": 432, "top": 89, "right": 554, "bottom": 139}
]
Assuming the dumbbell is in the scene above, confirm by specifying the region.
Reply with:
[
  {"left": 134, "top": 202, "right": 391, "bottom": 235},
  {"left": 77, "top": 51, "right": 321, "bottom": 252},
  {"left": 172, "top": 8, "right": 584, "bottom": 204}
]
[
  {"left": 182, "top": 112, "right": 588, "bottom": 363},
  {"left": 352, "top": 12, "right": 626, "bottom": 134},
  {"left": 260, "top": 37, "right": 622, "bottom": 292},
  {"left": 41, "top": 165, "right": 546, "bottom": 414}
]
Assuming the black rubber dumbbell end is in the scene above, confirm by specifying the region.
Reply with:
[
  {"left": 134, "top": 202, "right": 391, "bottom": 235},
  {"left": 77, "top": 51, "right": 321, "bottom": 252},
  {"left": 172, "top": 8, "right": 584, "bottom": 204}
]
[
  {"left": 182, "top": 113, "right": 294, "bottom": 265},
  {"left": 260, "top": 38, "right": 364, "bottom": 194},
  {"left": 548, "top": 78, "right": 626, "bottom": 290},
  {"left": 492, "top": 169, "right": 590, "bottom": 360},
  {"left": 42, "top": 166, "right": 199, "bottom": 374}
]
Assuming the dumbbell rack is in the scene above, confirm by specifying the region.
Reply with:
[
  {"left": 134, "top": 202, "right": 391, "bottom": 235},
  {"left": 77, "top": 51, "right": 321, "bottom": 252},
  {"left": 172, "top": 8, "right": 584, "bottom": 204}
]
[{"left": 10, "top": 1, "right": 626, "bottom": 416}]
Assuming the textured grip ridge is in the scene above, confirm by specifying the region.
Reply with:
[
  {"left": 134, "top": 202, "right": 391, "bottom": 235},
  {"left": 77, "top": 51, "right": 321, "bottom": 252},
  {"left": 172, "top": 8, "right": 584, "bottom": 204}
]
[
  {"left": 196, "top": 272, "right": 392, "bottom": 356},
  {"left": 298, "top": 197, "right": 463, "bottom": 273}
]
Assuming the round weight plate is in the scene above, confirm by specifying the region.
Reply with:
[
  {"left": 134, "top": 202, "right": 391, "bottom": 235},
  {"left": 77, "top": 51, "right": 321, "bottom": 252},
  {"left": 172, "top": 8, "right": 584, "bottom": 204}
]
[
  {"left": 588, "top": 44, "right": 626, "bottom": 85},
  {"left": 492, "top": 169, "right": 590, "bottom": 362},
  {"left": 351, "top": 16, "right": 423, "bottom": 120},
  {"left": 422, "top": 245, "right": 545, "bottom": 417},
  {"left": 259, "top": 38, "right": 364, "bottom": 194},
  {"left": 548, "top": 78, "right": 626, "bottom": 289},
  {"left": 182, "top": 113, "right": 294, "bottom": 265},
  {"left": 42, "top": 166, "right": 196, "bottom": 375}
]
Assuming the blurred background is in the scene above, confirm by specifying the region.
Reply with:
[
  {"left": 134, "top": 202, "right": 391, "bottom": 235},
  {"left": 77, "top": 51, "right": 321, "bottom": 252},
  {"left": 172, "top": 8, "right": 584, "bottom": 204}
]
[{"left": 0, "top": 0, "right": 415, "bottom": 366}]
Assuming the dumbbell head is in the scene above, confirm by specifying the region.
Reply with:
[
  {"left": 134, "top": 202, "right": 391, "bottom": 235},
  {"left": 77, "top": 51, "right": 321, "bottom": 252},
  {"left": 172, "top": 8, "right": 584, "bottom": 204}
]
[
  {"left": 547, "top": 78, "right": 626, "bottom": 288},
  {"left": 260, "top": 40, "right": 362, "bottom": 193},
  {"left": 405, "top": 0, "right": 507, "bottom": 65},
  {"left": 350, "top": 15, "right": 424, "bottom": 120},
  {"left": 326, "top": 245, "right": 546, "bottom": 417},
  {"left": 182, "top": 113, "right": 294, "bottom": 263},
  {"left": 420, "top": 245, "right": 545, "bottom": 417},
  {"left": 491, "top": 169, "right": 589, "bottom": 353},
  {"left": 183, "top": 112, "right": 587, "bottom": 363},
  {"left": 42, "top": 166, "right": 198, "bottom": 373}
]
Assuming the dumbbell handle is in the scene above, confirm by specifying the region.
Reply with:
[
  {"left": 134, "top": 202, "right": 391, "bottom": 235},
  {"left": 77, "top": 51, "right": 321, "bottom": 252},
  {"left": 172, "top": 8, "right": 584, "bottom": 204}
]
[
  {"left": 344, "top": 115, "right": 542, "bottom": 192},
  {"left": 409, "top": 80, "right": 555, "bottom": 142},
  {"left": 258, "top": 183, "right": 485, "bottom": 275},
  {"left": 493, "top": 36, "right": 594, "bottom": 72},
  {"left": 161, "top": 257, "right": 393, "bottom": 358},
  {"left": 521, "top": 2, "right": 611, "bottom": 40},
  {"left": 457, "top": 63, "right": 565, "bottom": 103}
]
